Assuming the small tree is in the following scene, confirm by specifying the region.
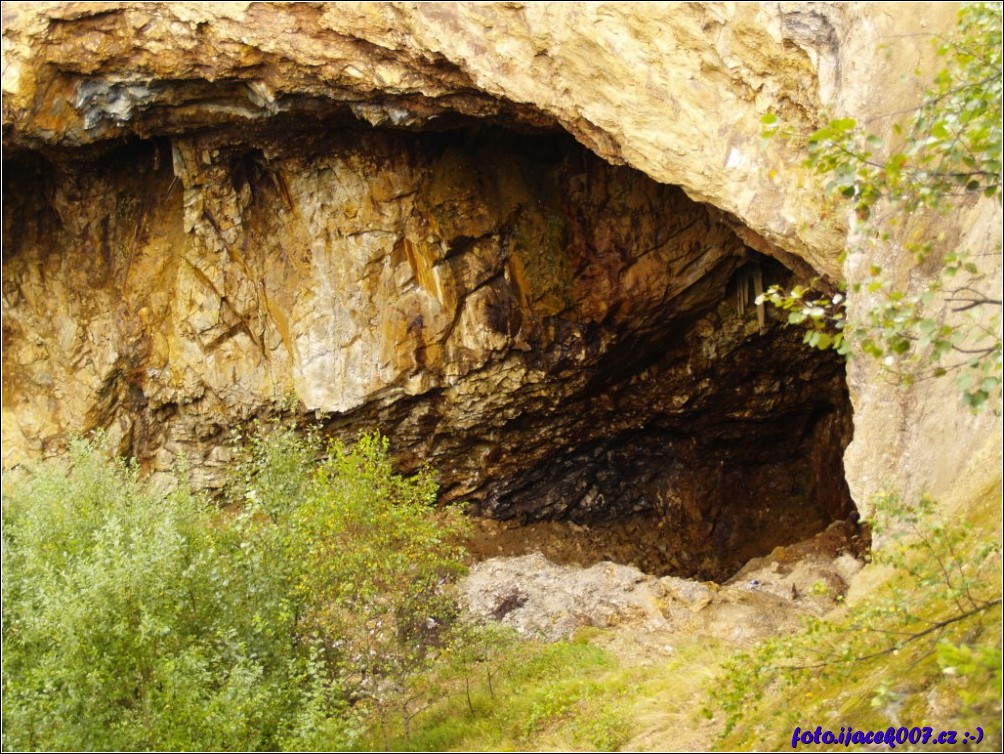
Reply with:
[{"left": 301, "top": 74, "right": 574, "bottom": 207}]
[
  {"left": 445, "top": 618, "right": 522, "bottom": 712},
  {"left": 234, "top": 425, "right": 471, "bottom": 737},
  {"left": 759, "top": 1, "right": 1002, "bottom": 411}
]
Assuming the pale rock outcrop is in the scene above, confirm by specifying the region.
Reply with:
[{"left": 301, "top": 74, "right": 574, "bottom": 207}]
[{"left": 460, "top": 520, "right": 861, "bottom": 641}]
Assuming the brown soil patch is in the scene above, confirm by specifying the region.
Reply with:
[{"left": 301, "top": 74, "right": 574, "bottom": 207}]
[{"left": 464, "top": 509, "right": 865, "bottom": 581}]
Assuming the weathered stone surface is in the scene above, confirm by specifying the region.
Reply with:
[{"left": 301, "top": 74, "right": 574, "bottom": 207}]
[
  {"left": 843, "top": 198, "right": 1003, "bottom": 514},
  {"left": 2, "top": 2, "right": 999, "bottom": 569},
  {"left": 2, "top": 2, "right": 955, "bottom": 274},
  {"left": 460, "top": 521, "right": 861, "bottom": 641},
  {"left": 1, "top": 122, "right": 854, "bottom": 574}
]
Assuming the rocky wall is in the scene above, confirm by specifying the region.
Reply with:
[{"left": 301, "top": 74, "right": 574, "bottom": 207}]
[
  {"left": 5, "top": 2, "right": 995, "bottom": 575},
  {"left": 2, "top": 122, "right": 855, "bottom": 578}
]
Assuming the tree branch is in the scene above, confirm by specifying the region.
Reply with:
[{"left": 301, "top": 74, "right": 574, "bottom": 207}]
[{"left": 775, "top": 599, "right": 1002, "bottom": 672}]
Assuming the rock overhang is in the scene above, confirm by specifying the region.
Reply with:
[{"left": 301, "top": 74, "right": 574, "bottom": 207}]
[{"left": 12, "top": 2, "right": 954, "bottom": 577}]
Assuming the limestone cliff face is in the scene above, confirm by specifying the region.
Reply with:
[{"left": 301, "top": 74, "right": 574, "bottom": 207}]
[{"left": 2, "top": 2, "right": 998, "bottom": 570}]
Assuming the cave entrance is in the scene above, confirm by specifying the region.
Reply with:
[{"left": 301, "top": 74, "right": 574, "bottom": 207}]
[
  {"left": 289, "top": 125, "right": 861, "bottom": 583},
  {"left": 363, "top": 126, "right": 860, "bottom": 582},
  {"left": 459, "top": 250, "right": 859, "bottom": 582},
  {"left": 3, "top": 118, "right": 858, "bottom": 582}
]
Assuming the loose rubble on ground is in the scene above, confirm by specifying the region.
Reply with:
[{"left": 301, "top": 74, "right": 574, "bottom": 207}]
[{"left": 459, "top": 521, "right": 865, "bottom": 646}]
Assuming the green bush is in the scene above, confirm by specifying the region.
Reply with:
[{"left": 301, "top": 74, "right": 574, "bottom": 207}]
[
  {"left": 2, "top": 426, "right": 469, "bottom": 751},
  {"left": 232, "top": 425, "right": 470, "bottom": 740},
  {"left": 2, "top": 437, "right": 322, "bottom": 750}
]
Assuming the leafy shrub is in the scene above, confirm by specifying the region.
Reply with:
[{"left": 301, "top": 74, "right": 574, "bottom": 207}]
[
  {"left": 232, "top": 424, "right": 470, "bottom": 740},
  {"left": 2, "top": 426, "right": 469, "bottom": 751},
  {"left": 2, "top": 437, "right": 328, "bottom": 750}
]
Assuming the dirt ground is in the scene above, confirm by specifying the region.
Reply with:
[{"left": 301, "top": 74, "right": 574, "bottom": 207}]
[
  {"left": 459, "top": 519, "right": 871, "bottom": 751},
  {"left": 463, "top": 510, "right": 867, "bottom": 581}
]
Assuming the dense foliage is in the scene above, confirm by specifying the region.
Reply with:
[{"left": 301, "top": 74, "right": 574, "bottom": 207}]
[
  {"left": 2, "top": 427, "right": 468, "bottom": 751},
  {"left": 760, "top": 2, "right": 1003, "bottom": 410}
]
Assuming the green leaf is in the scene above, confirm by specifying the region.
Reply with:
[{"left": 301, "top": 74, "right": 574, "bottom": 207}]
[{"left": 830, "top": 117, "right": 858, "bottom": 131}]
